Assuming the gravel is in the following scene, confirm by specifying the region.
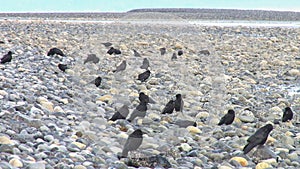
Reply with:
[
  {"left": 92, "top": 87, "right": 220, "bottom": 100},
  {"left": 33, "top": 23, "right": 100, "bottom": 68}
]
[{"left": 0, "top": 16, "right": 299, "bottom": 168}]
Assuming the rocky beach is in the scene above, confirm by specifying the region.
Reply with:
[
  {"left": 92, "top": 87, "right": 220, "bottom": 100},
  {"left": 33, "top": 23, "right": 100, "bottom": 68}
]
[{"left": 0, "top": 10, "right": 300, "bottom": 169}]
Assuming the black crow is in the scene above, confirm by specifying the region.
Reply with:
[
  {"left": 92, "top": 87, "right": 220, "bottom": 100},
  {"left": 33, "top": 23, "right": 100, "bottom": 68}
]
[
  {"left": 1, "top": 51, "right": 13, "bottom": 64},
  {"left": 94, "top": 76, "right": 102, "bottom": 87},
  {"left": 243, "top": 124, "right": 273, "bottom": 154},
  {"left": 121, "top": 129, "right": 144, "bottom": 157},
  {"left": 199, "top": 50, "right": 210, "bottom": 55},
  {"left": 47, "top": 47, "right": 64, "bottom": 56},
  {"left": 137, "top": 70, "right": 151, "bottom": 82},
  {"left": 171, "top": 52, "right": 177, "bottom": 60},
  {"left": 133, "top": 49, "right": 141, "bottom": 57},
  {"left": 138, "top": 92, "right": 155, "bottom": 104},
  {"left": 140, "top": 58, "right": 149, "bottom": 70},
  {"left": 84, "top": 54, "right": 99, "bottom": 64},
  {"left": 174, "top": 94, "right": 183, "bottom": 112},
  {"left": 139, "top": 92, "right": 150, "bottom": 104},
  {"left": 114, "top": 48, "right": 121, "bottom": 55},
  {"left": 110, "top": 105, "right": 129, "bottom": 121},
  {"left": 127, "top": 102, "right": 147, "bottom": 122},
  {"left": 107, "top": 47, "right": 121, "bottom": 55},
  {"left": 113, "top": 60, "right": 126, "bottom": 73},
  {"left": 159, "top": 47, "right": 166, "bottom": 55},
  {"left": 162, "top": 100, "right": 175, "bottom": 114},
  {"left": 218, "top": 109, "right": 235, "bottom": 125},
  {"left": 282, "top": 107, "right": 293, "bottom": 122},
  {"left": 174, "top": 120, "right": 197, "bottom": 128},
  {"left": 102, "top": 42, "right": 112, "bottom": 47},
  {"left": 58, "top": 64, "right": 68, "bottom": 72},
  {"left": 107, "top": 47, "right": 115, "bottom": 55},
  {"left": 178, "top": 50, "right": 183, "bottom": 56}
]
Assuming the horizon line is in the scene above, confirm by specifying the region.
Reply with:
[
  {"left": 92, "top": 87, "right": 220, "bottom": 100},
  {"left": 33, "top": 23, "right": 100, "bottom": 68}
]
[{"left": 0, "top": 7, "right": 300, "bottom": 13}]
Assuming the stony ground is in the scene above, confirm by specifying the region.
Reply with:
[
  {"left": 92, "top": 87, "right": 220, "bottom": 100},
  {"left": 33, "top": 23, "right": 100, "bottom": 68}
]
[{"left": 0, "top": 19, "right": 299, "bottom": 169}]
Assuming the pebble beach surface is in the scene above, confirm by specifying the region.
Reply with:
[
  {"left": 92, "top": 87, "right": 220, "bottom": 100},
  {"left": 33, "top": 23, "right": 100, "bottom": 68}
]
[{"left": 0, "top": 14, "right": 300, "bottom": 169}]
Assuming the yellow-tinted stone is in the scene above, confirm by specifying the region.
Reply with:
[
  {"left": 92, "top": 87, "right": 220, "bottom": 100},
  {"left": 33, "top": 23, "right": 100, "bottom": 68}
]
[
  {"left": 261, "top": 158, "right": 277, "bottom": 165},
  {"left": 74, "top": 165, "right": 87, "bottom": 169},
  {"left": 0, "top": 136, "right": 13, "bottom": 144},
  {"left": 9, "top": 158, "right": 23, "bottom": 168},
  {"left": 255, "top": 162, "right": 270, "bottom": 169},
  {"left": 266, "top": 136, "right": 275, "bottom": 144},
  {"left": 40, "top": 101, "right": 54, "bottom": 112},
  {"left": 137, "top": 41, "right": 149, "bottom": 46},
  {"left": 289, "top": 69, "right": 300, "bottom": 76},
  {"left": 175, "top": 43, "right": 183, "bottom": 49},
  {"left": 72, "top": 142, "right": 86, "bottom": 149},
  {"left": 187, "top": 126, "right": 202, "bottom": 134},
  {"left": 285, "top": 131, "right": 294, "bottom": 137},
  {"left": 230, "top": 157, "right": 248, "bottom": 167},
  {"left": 98, "top": 95, "right": 113, "bottom": 102},
  {"left": 119, "top": 44, "right": 128, "bottom": 50}
]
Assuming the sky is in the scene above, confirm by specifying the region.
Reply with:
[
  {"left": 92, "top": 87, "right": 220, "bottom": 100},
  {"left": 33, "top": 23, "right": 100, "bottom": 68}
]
[{"left": 1, "top": 0, "right": 300, "bottom": 13}]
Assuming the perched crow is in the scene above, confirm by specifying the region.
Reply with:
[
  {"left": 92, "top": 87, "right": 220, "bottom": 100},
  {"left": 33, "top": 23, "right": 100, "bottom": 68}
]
[
  {"left": 113, "top": 60, "right": 126, "bottom": 73},
  {"left": 121, "top": 129, "right": 144, "bottom": 158},
  {"left": 58, "top": 64, "right": 68, "bottom": 72},
  {"left": 243, "top": 124, "right": 273, "bottom": 154},
  {"left": 199, "top": 50, "right": 210, "bottom": 55},
  {"left": 178, "top": 50, "right": 183, "bottom": 56},
  {"left": 138, "top": 92, "right": 155, "bottom": 104},
  {"left": 107, "top": 47, "right": 121, "bottom": 55},
  {"left": 127, "top": 102, "right": 147, "bottom": 122},
  {"left": 171, "top": 53, "right": 177, "bottom": 60},
  {"left": 47, "top": 47, "right": 64, "bottom": 56},
  {"left": 174, "top": 120, "right": 197, "bottom": 128},
  {"left": 137, "top": 70, "right": 151, "bottom": 82},
  {"left": 133, "top": 49, "right": 141, "bottom": 57},
  {"left": 1, "top": 51, "right": 13, "bottom": 64},
  {"left": 139, "top": 92, "right": 150, "bottom": 104},
  {"left": 140, "top": 58, "right": 149, "bottom": 70},
  {"left": 159, "top": 47, "right": 166, "bottom": 55},
  {"left": 282, "top": 107, "right": 293, "bottom": 122},
  {"left": 102, "top": 42, "right": 112, "bottom": 47},
  {"left": 110, "top": 105, "right": 129, "bottom": 121},
  {"left": 162, "top": 100, "right": 175, "bottom": 114},
  {"left": 218, "top": 109, "right": 235, "bottom": 125},
  {"left": 114, "top": 49, "right": 121, "bottom": 55},
  {"left": 174, "top": 94, "right": 183, "bottom": 112},
  {"left": 84, "top": 54, "right": 99, "bottom": 64},
  {"left": 107, "top": 47, "right": 115, "bottom": 55},
  {"left": 94, "top": 76, "right": 102, "bottom": 87}
]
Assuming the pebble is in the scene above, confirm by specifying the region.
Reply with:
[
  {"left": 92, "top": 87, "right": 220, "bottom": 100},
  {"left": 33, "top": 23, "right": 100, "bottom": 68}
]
[
  {"left": 179, "top": 143, "right": 193, "bottom": 152},
  {"left": 97, "top": 95, "right": 113, "bottom": 103},
  {"left": 0, "top": 136, "right": 13, "bottom": 144},
  {"left": 196, "top": 111, "right": 210, "bottom": 119},
  {"left": 255, "top": 162, "right": 270, "bottom": 169},
  {"left": 71, "top": 141, "right": 87, "bottom": 149},
  {"left": 239, "top": 115, "right": 255, "bottom": 123},
  {"left": 74, "top": 165, "right": 87, "bottom": 169},
  {"left": 27, "top": 162, "right": 46, "bottom": 169},
  {"left": 187, "top": 126, "right": 202, "bottom": 134},
  {"left": 39, "top": 100, "right": 54, "bottom": 112},
  {"left": 288, "top": 69, "right": 300, "bottom": 76},
  {"left": 0, "top": 90, "right": 8, "bottom": 96},
  {"left": 230, "top": 157, "right": 248, "bottom": 167},
  {"left": 219, "top": 166, "right": 233, "bottom": 169},
  {"left": 287, "top": 152, "right": 299, "bottom": 161},
  {"left": 9, "top": 158, "right": 23, "bottom": 168}
]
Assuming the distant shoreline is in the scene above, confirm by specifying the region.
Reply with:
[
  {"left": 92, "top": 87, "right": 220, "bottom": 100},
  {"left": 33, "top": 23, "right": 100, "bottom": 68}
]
[{"left": 0, "top": 8, "right": 300, "bottom": 21}]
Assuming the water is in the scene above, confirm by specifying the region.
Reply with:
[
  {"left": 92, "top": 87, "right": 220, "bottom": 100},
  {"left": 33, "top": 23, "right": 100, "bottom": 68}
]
[{"left": 1, "top": 17, "right": 300, "bottom": 28}]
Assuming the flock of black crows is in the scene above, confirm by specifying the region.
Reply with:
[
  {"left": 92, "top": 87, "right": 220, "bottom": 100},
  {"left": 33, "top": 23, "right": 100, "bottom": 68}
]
[{"left": 1, "top": 44, "right": 295, "bottom": 159}]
